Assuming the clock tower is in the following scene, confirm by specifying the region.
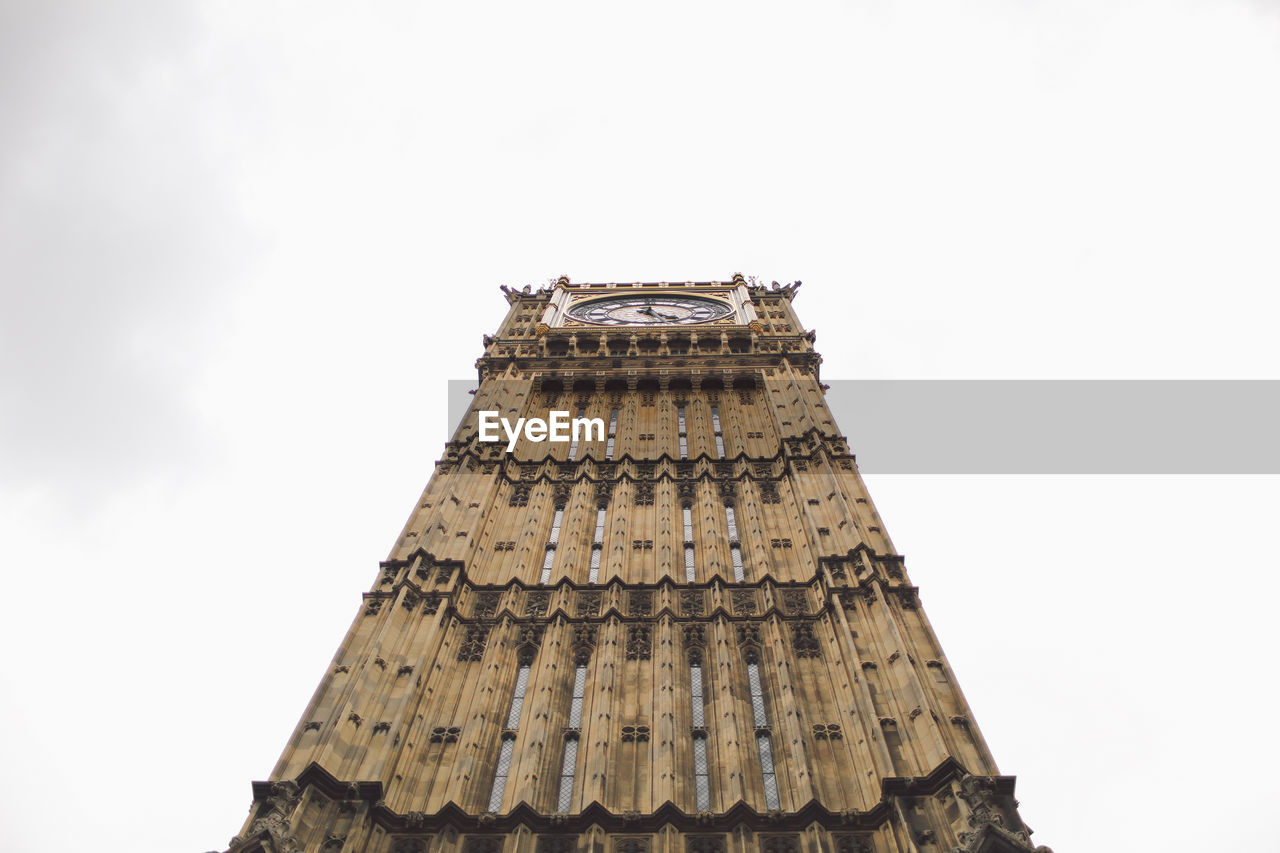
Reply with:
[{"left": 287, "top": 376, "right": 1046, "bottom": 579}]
[{"left": 224, "top": 275, "right": 1051, "bottom": 853}]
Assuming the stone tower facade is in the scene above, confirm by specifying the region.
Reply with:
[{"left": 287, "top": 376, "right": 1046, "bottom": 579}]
[{"left": 226, "top": 276, "right": 1051, "bottom": 853}]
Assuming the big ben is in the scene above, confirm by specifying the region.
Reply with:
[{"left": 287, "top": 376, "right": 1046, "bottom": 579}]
[{"left": 226, "top": 275, "right": 1051, "bottom": 853}]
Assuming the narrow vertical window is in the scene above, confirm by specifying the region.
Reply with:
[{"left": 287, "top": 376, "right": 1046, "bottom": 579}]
[
  {"left": 540, "top": 506, "right": 564, "bottom": 584},
  {"left": 490, "top": 737, "right": 515, "bottom": 812},
  {"left": 540, "top": 549, "right": 555, "bottom": 583},
  {"left": 690, "top": 657, "right": 710, "bottom": 811},
  {"left": 506, "top": 663, "right": 532, "bottom": 729},
  {"left": 487, "top": 661, "right": 532, "bottom": 812},
  {"left": 725, "top": 503, "right": 744, "bottom": 582},
  {"left": 682, "top": 504, "right": 696, "bottom": 582},
  {"left": 747, "top": 660, "right": 780, "bottom": 810},
  {"left": 711, "top": 405, "right": 725, "bottom": 458},
  {"left": 589, "top": 507, "right": 606, "bottom": 583},
  {"left": 692, "top": 734, "right": 711, "bottom": 810},
  {"left": 567, "top": 407, "right": 587, "bottom": 460},
  {"left": 690, "top": 662, "right": 705, "bottom": 728},
  {"left": 557, "top": 664, "right": 588, "bottom": 813},
  {"left": 677, "top": 404, "right": 688, "bottom": 459},
  {"left": 605, "top": 408, "right": 618, "bottom": 460}
]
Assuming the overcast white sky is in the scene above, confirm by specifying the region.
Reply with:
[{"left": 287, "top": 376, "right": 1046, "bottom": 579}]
[{"left": 2, "top": 2, "right": 1279, "bottom": 851}]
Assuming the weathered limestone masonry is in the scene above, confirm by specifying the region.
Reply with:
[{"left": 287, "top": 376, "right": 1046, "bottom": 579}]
[{"left": 227, "top": 276, "right": 1051, "bottom": 853}]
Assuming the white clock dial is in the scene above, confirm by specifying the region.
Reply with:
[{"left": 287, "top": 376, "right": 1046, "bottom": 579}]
[{"left": 566, "top": 295, "right": 733, "bottom": 326}]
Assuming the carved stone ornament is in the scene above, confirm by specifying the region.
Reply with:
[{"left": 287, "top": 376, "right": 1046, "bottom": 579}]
[
  {"left": 683, "top": 623, "right": 707, "bottom": 648},
  {"left": 526, "top": 591, "right": 551, "bottom": 616},
  {"left": 464, "top": 837, "right": 504, "bottom": 853},
  {"left": 681, "top": 589, "right": 705, "bottom": 616},
  {"left": 615, "top": 838, "right": 650, "bottom": 853},
  {"left": 474, "top": 591, "right": 502, "bottom": 617},
  {"left": 685, "top": 836, "right": 726, "bottom": 853},
  {"left": 629, "top": 590, "right": 653, "bottom": 616},
  {"left": 626, "top": 624, "right": 652, "bottom": 660},
  {"left": 430, "top": 725, "right": 461, "bottom": 743},
  {"left": 781, "top": 589, "right": 808, "bottom": 614},
  {"left": 392, "top": 839, "right": 427, "bottom": 853},
  {"left": 576, "top": 591, "right": 602, "bottom": 617},
  {"left": 737, "top": 623, "right": 762, "bottom": 647},
  {"left": 760, "top": 836, "right": 801, "bottom": 853},
  {"left": 264, "top": 780, "right": 301, "bottom": 811},
  {"left": 957, "top": 773, "right": 1007, "bottom": 834},
  {"left": 518, "top": 624, "right": 546, "bottom": 648},
  {"left": 536, "top": 837, "right": 576, "bottom": 853},
  {"left": 572, "top": 624, "right": 598, "bottom": 664},
  {"left": 732, "top": 589, "right": 757, "bottom": 615},
  {"left": 231, "top": 781, "right": 303, "bottom": 853},
  {"left": 457, "top": 625, "right": 489, "bottom": 662},
  {"left": 233, "top": 810, "right": 298, "bottom": 853}
]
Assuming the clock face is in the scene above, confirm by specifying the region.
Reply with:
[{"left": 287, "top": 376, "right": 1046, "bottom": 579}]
[{"left": 566, "top": 294, "right": 734, "bottom": 326}]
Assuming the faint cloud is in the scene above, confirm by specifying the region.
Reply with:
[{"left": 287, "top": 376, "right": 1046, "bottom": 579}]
[{"left": 0, "top": 1, "right": 266, "bottom": 505}]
